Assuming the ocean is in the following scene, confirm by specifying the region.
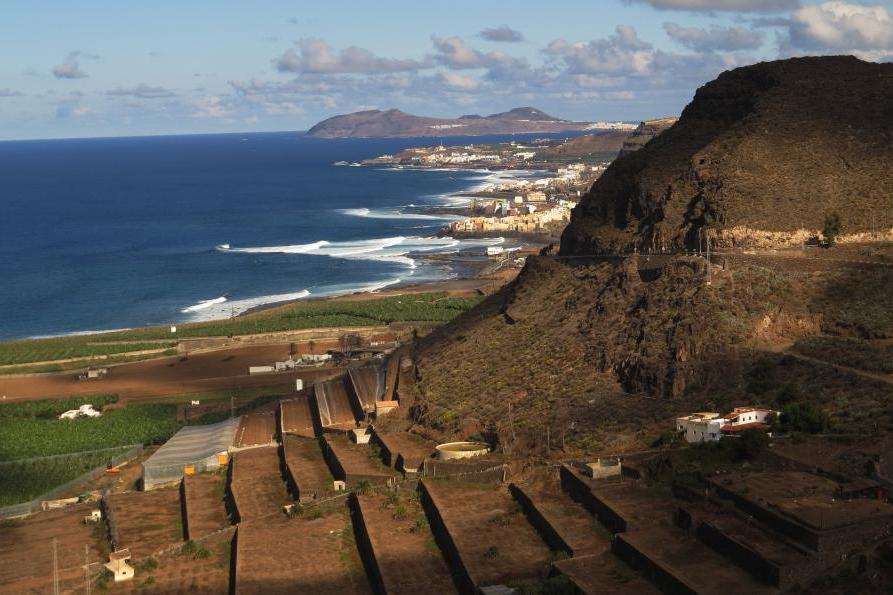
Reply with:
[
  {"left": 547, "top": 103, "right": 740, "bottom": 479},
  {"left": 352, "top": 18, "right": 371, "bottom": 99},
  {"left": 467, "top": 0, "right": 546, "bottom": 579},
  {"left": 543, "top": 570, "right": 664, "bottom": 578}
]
[{"left": 0, "top": 131, "right": 559, "bottom": 340}]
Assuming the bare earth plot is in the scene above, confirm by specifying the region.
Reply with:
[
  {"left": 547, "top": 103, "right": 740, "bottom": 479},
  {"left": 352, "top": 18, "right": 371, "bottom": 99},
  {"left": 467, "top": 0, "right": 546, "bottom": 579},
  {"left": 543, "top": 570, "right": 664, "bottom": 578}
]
[
  {"left": 235, "top": 512, "right": 372, "bottom": 594},
  {"left": 230, "top": 446, "right": 290, "bottom": 522},
  {"left": 280, "top": 396, "right": 316, "bottom": 437},
  {"left": 615, "top": 527, "right": 777, "bottom": 595},
  {"left": 356, "top": 493, "right": 457, "bottom": 594},
  {"left": 375, "top": 431, "right": 435, "bottom": 473},
  {"left": 115, "top": 531, "right": 233, "bottom": 594},
  {"left": 0, "top": 343, "right": 336, "bottom": 401},
  {"left": 512, "top": 481, "right": 608, "bottom": 557},
  {"left": 282, "top": 435, "right": 334, "bottom": 502},
  {"left": 323, "top": 433, "right": 395, "bottom": 486},
  {"left": 234, "top": 411, "right": 277, "bottom": 447},
  {"left": 423, "top": 480, "right": 552, "bottom": 589},
  {"left": 108, "top": 488, "right": 183, "bottom": 560},
  {"left": 183, "top": 473, "right": 229, "bottom": 540},
  {"left": 0, "top": 504, "right": 107, "bottom": 594},
  {"left": 553, "top": 552, "right": 659, "bottom": 595}
]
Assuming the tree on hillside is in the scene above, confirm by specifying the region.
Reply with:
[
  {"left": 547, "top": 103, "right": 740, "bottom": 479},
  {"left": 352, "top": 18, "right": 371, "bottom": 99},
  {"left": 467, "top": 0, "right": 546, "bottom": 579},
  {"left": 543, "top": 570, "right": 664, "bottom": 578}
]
[
  {"left": 780, "top": 402, "right": 831, "bottom": 434},
  {"left": 822, "top": 213, "right": 842, "bottom": 246}
]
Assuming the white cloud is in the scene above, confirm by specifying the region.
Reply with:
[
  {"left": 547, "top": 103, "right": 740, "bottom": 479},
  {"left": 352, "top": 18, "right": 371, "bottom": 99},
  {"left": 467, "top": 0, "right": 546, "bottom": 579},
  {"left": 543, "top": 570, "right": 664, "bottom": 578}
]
[
  {"left": 626, "top": 0, "right": 797, "bottom": 11},
  {"left": 0, "top": 89, "right": 24, "bottom": 98},
  {"left": 480, "top": 25, "right": 524, "bottom": 43},
  {"left": 106, "top": 84, "right": 175, "bottom": 99},
  {"left": 432, "top": 36, "right": 498, "bottom": 68},
  {"left": 440, "top": 71, "right": 481, "bottom": 90},
  {"left": 191, "top": 96, "right": 230, "bottom": 118},
  {"left": 545, "top": 26, "right": 655, "bottom": 76},
  {"left": 664, "top": 23, "right": 764, "bottom": 51},
  {"left": 275, "top": 38, "right": 427, "bottom": 74},
  {"left": 52, "top": 51, "right": 88, "bottom": 79},
  {"left": 788, "top": 2, "right": 893, "bottom": 52}
]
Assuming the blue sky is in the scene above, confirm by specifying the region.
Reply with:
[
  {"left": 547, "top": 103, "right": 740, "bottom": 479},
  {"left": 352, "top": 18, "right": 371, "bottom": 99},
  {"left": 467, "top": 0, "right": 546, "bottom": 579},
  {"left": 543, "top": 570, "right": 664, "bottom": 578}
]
[{"left": 1, "top": 0, "right": 892, "bottom": 139}]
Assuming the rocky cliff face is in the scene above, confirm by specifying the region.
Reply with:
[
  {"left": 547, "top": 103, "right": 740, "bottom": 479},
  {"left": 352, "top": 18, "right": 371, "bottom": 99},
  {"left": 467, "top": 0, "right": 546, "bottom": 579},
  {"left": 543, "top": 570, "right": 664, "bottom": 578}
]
[
  {"left": 410, "top": 57, "right": 893, "bottom": 452},
  {"left": 618, "top": 117, "right": 678, "bottom": 157},
  {"left": 562, "top": 56, "right": 893, "bottom": 254}
]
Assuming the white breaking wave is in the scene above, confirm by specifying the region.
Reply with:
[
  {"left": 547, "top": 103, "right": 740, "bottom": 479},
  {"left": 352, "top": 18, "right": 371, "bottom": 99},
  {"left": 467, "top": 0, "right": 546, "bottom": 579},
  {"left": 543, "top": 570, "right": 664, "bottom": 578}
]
[
  {"left": 338, "top": 207, "right": 458, "bottom": 221},
  {"left": 181, "top": 296, "right": 227, "bottom": 313},
  {"left": 181, "top": 289, "right": 311, "bottom": 321},
  {"left": 217, "top": 235, "right": 505, "bottom": 269}
]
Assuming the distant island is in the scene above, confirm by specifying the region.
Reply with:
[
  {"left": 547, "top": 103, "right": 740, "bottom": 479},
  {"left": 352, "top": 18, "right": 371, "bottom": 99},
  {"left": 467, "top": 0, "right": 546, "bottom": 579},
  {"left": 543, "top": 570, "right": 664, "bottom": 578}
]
[{"left": 305, "top": 106, "right": 634, "bottom": 138}]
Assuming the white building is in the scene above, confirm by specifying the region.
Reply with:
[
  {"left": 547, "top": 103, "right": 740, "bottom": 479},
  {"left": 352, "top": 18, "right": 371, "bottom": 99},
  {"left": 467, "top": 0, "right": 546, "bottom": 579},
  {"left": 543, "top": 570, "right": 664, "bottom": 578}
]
[
  {"left": 676, "top": 412, "right": 725, "bottom": 443},
  {"left": 720, "top": 407, "right": 777, "bottom": 434}
]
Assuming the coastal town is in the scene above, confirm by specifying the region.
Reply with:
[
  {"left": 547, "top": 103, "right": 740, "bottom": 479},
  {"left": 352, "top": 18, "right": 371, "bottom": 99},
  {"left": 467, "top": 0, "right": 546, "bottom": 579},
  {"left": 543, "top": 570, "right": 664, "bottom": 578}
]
[{"left": 361, "top": 133, "right": 636, "bottom": 240}]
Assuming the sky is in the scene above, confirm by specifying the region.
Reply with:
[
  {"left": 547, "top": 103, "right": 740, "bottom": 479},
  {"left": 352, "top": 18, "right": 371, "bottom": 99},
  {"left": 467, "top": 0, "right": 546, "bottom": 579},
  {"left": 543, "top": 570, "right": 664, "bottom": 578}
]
[{"left": 1, "top": 0, "right": 892, "bottom": 140}]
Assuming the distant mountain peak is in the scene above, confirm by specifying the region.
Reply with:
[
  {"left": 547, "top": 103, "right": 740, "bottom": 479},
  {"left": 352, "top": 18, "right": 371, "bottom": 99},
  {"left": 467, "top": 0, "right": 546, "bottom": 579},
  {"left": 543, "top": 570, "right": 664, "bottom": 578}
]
[{"left": 306, "top": 106, "right": 592, "bottom": 138}]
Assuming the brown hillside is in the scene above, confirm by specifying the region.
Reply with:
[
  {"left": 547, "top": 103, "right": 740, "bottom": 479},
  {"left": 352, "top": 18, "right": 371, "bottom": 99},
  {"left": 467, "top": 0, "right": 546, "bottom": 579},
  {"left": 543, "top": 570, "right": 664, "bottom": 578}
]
[
  {"left": 409, "top": 57, "right": 893, "bottom": 455},
  {"left": 562, "top": 56, "right": 893, "bottom": 254}
]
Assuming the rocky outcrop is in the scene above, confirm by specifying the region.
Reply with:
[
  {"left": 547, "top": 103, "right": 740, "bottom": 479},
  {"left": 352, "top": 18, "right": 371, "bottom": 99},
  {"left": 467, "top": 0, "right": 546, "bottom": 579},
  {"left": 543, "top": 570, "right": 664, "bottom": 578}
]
[
  {"left": 618, "top": 117, "right": 678, "bottom": 157},
  {"left": 562, "top": 56, "right": 893, "bottom": 255}
]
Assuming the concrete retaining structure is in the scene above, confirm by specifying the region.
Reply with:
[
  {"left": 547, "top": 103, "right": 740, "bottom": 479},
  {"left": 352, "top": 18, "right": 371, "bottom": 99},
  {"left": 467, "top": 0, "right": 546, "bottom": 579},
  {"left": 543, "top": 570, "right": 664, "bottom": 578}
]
[{"left": 559, "top": 465, "right": 628, "bottom": 533}]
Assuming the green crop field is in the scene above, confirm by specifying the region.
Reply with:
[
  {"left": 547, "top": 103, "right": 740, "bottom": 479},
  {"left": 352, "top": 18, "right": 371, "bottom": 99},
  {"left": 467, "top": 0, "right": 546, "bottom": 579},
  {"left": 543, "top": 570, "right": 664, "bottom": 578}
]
[
  {"left": 0, "top": 338, "right": 177, "bottom": 366},
  {"left": 0, "top": 400, "right": 181, "bottom": 462},
  {"left": 0, "top": 446, "right": 136, "bottom": 507},
  {"left": 99, "top": 292, "right": 482, "bottom": 341},
  {"left": 0, "top": 292, "right": 480, "bottom": 367}
]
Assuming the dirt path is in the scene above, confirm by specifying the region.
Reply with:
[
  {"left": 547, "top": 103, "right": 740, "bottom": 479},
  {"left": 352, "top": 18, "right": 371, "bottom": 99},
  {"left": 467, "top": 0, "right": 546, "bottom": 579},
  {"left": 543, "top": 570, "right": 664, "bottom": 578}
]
[{"left": 763, "top": 341, "right": 893, "bottom": 386}]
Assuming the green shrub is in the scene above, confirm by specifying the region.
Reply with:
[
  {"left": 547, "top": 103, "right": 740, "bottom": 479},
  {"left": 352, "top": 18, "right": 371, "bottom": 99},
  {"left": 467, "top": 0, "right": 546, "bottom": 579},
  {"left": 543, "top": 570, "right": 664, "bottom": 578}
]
[{"left": 780, "top": 402, "right": 831, "bottom": 434}]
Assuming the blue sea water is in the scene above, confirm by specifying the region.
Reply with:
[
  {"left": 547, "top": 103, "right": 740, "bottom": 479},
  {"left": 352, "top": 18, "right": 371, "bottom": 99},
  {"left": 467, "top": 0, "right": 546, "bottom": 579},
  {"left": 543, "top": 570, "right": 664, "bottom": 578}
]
[{"left": 0, "top": 131, "right": 557, "bottom": 340}]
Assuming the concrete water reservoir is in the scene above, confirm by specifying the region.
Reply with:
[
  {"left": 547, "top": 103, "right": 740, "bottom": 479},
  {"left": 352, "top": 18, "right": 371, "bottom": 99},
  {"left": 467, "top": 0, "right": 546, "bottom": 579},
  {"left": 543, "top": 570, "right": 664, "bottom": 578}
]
[{"left": 435, "top": 441, "right": 489, "bottom": 460}]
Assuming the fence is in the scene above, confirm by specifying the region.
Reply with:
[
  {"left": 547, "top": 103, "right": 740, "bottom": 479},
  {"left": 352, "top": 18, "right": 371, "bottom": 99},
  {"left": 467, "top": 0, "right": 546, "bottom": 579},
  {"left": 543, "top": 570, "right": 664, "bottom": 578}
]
[{"left": 0, "top": 444, "right": 143, "bottom": 518}]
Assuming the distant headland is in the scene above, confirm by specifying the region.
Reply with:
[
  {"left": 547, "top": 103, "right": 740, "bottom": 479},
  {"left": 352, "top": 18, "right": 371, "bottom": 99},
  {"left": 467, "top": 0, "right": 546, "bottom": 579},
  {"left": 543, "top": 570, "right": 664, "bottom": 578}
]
[{"left": 305, "top": 106, "right": 634, "bottom": 138}]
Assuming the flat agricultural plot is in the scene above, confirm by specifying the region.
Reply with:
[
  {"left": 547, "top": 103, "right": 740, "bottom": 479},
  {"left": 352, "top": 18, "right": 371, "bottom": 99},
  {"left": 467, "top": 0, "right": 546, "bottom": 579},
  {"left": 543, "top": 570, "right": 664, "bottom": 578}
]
[
  {"left": 283, "top": 435, "right": 334, "bottom": 502},
  {"left": 553, "top": 552, "right": 659, "bottom": 595},
  {"left": 184, "top": 474, "right": 229, "bottom": 539},
  {"left": 423, "top": 480, "right": 551, "bottom": 588},
  {"left": 115, "top": 531, "right": 232, "bottom": 594},
  {"left": 356, "top": 493, "right": 457, "bottom": 594},
  {"left": 280, "top": 396, "right": 316, "bottom": 437},
  {"left": 572, "top": 471, "right": 675, "bottom": 531},
  {"left": 108, "top": 488, "right": 183, "bottom": 560},
  {"left": 235, "top": 411, "right": 277, "bottom": 447},
  {"left": 236, "top": 513, "right": 372, "bottom": 594},
  {"left": 231, "top": 446, "right": 290, "bottom": 522},
  {"left": 375, "top": 432, "right": 434, "bottom": 472},
  {"left": 513, "top": 482, "right": 608, "bottom": 557},
  {"left": 616, "top": 527, "right": 776, "bottom": 595},
  {"left": 323, "top": 434, "right": 394, "bottom": 485},
  {"left": 0, "top": 504, "right": 107, "bottom": 594},
  {"left": 0, "top": 343, "right": 337, "bottom": 402}
]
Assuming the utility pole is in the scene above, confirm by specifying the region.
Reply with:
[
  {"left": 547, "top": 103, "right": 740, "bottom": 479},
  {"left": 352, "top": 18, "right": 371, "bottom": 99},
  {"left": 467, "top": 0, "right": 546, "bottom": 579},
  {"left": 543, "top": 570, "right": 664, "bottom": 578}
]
[
  {"left": 84, "top": 544, "right": 91, "bottom": 595},
  {"left": 706, "top": 233, "right": 712, "bottom": 285},
  {"left": 230, "top": 395, "right": 235, "bottom": 421},
  {"left": 52, "top": 538, "right": 59, "bottom": 595}
]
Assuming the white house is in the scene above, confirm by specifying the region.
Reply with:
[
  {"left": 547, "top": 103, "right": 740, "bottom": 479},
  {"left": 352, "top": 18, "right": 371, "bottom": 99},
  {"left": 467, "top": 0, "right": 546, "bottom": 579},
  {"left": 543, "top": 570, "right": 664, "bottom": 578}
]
[
  {"left": 720, "top": 407, "right": 778, "bottom": 434},
  {"left": 676, "top": 412, "right": 725, "bottom": 443}
]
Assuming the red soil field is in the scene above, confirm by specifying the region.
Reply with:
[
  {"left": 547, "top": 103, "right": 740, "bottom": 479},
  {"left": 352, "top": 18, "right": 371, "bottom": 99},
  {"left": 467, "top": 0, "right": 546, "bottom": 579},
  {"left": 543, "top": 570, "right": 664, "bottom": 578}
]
[
  {"left": 0, "top": 343, "right": 338, "bottom": 402},
  {"left": 0, "top": 504, "right": 107, "bottom": 594},
  {"left": 183, "top": 474, "right": 229, "bottom": 540},
  {"left": 356, "top": 493, "right": 457, "bottom": 594},
  {"left": 235, "top": 412, "right": 277, "bottom": 447},
  {"left": 107, "top": 488, "right": 183, "bottom": 560},
  {"left": 235, "top": 512, "right": 371, "bottom": 594},
  {"left": 423, "top": 480, "right": 552, "bottom": 588},
  {"left": 116, "top": 531, "right": 233, "bottom": 594},
  {"left": 230, "top": 447, "right": 290, "bottom": 522},
  {"left": 282, "top": 435, "right": 334, "bottom": 502},
  {"left": 280, "top": 396, "right": 317, "bottom": 437}
]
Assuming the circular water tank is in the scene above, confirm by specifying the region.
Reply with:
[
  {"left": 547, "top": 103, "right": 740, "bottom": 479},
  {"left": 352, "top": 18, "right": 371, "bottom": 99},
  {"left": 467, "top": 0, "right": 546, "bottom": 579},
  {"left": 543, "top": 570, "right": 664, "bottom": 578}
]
[{"left": 435, "top": 441, "right": 489, "bottom": 460}]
